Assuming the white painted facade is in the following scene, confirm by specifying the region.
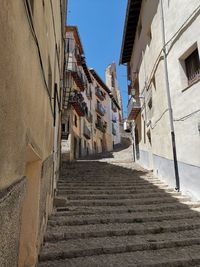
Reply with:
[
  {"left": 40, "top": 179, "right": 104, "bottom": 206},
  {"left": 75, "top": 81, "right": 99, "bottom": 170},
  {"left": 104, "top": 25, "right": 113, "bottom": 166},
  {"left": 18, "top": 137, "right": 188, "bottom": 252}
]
[
  {"left": 105, "top": 63, "right": 122, "bottom": 145},
  {"left": 121, "top": 0, "right": 200, "bottom": 200}
]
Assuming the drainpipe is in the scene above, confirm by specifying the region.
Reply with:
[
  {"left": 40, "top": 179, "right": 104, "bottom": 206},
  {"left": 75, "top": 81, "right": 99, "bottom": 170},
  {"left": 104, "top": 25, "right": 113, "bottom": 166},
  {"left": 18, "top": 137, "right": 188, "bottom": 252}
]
[{"left": 160, "top": 0, "right": 180, "bottom": 191}]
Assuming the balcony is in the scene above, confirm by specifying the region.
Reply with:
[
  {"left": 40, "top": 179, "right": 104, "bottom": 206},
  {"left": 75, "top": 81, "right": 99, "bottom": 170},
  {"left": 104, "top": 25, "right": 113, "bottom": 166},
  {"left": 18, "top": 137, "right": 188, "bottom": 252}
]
[
  {"left": 127, "top": 97, "right": 141, "bottom": 120},
  {"left": 96, "top": 102, "right": 106, "bottom": 116},
  {"left": 112, "top": 114, "right": 117, "bottom": 123},
  {"left": 74, "top": 47, "right": 82, "bottom": 65},
  {"left": 83, "top": 125, "right": 91, "bottom": 140},
  {"left": 86, "top": 88, "right": 92, "bottom": 100},
  {"left": 86, "top": 111, "right": 93, "bottom": 123},
  {"left": 111, "top": 101, "right": 117, "bottom": 112},
  {"left": 66, "top": 62, "right": 85, "bottom": 91},
  {"left": 95, "top": 120, "right": 107, "bottom": 133},
  {"left": 61, "top": 132, "right": 69, "bottom": 140},
  {"left": 69, "top": 92, "right": 86, "bottom": 116},
  {"left": 112, "top": 124, "right": 116, "bottom": 136},
  {"left": 95, "top": 87, "right": 105, "bottom": 101}
]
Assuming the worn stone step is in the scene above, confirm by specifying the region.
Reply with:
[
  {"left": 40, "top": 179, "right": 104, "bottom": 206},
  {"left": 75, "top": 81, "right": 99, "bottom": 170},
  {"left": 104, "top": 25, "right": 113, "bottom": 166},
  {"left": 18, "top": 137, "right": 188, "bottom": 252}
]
[
  {"left": 58, "top": 179, "right": 161, "bottom": 185},
  {"left": 48, "top": 209, "right": 200, "bottom": 227},
  {"left": 40, "top": 228, "right": 200, "bottom": 261},
  {"left": 66, "top": 191, "right": 181, "bottom": 200},
  {"left": 66, "top": 196, "right": 191, "bottom": 207},
  {"left": 57, "top": 188, "right": 175, "bottom": 195},
  {"left": 56, "top": 202, "right": 200, "bottom": 215},
  {"left": 57, "top": 184, "right": 170, "bottom": 192},
  {"left": 57, "top": 181, "right": 165, "bottom": 187},
  {"left": 38, "top": 244, "right": 200, "bottom": 266},
  {"left": 45, "top": 217, "right": 200, "bottom": 242}
]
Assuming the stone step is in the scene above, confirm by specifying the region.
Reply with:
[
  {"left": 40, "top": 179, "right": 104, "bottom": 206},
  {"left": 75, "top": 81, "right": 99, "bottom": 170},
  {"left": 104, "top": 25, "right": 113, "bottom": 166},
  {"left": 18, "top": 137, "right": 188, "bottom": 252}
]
[
  {"left": 57, "top": 188, "right": 175, "bottom": 195},
  {"left": 65, "top": 191, "right": 181, "bottom": 200},
  {"left": 56, "top": 202, "right": 200, "bottom": 215},
  {"left": 57, "top": 184, "right": 170, "bottom": 192},
  {"left": 44, "top": 217, "right": 200, "bottom": 242},
  {"left": 66, "top": 196, "right": 191, "bottom": 207},
  {"left": 40, "top": 229, "right": 200, "bottom": 261},
  {"left": 57, "top": 181, "right": 164, "bottom": 187},
  {"left": 58, "top": 178, "right": 161, "bottom": 184},
  {"left": 38, "top": 244, "right": 200, "bottom": 266},
  {"left": 48, "top": 209, "right": 200, "bottom": 227}
]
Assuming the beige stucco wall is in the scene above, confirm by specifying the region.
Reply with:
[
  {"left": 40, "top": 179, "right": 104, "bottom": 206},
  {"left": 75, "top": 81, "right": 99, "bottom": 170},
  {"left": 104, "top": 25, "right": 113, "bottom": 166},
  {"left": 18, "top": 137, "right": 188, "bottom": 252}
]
[{"left": 0, "top": 1, "right": 66, "bottom": 266}]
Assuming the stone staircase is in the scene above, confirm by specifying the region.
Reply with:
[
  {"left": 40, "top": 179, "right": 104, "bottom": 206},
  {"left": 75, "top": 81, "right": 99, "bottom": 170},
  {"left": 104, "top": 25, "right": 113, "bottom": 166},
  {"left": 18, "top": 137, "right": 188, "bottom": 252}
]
[{"left": 38, "top": 160, "right": 200, "bottom": 267}]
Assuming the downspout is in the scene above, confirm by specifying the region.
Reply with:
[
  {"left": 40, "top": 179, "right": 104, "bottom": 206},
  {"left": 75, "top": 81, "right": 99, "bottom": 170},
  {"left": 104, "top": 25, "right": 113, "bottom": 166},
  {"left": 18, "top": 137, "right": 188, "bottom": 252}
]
[{"left": 160, "top": 0, "right": 180, "bottom": 191}]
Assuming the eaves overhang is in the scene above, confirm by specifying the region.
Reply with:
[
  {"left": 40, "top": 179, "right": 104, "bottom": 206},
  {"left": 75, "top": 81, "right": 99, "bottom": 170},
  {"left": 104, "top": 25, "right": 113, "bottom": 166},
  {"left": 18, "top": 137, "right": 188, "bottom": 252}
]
[
  {"left": 120, "top": 0, "right": 142, "bottom": 64},
  {"left": 66, "top": 25, "right": 84, "bottom": 55}
]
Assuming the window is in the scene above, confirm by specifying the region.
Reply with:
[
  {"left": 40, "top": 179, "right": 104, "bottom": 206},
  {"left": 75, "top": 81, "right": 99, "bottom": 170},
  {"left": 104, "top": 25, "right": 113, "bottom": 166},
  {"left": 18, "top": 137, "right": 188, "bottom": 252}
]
[
  {"left": 62, "top": 124, "right": 65, "bottom": 132},
  {"left": 185, "top": 48, "right": 200, "bottom": 85},
  {"left": 148, "top": 98, "right": 152, "bottom": 109}
]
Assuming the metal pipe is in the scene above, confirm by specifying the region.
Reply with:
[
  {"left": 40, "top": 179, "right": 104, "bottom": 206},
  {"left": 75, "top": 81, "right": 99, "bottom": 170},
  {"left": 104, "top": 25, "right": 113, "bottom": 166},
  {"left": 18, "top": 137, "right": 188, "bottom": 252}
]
[{"left": 160, "top": 0, "right": 180, "bottom": 191}]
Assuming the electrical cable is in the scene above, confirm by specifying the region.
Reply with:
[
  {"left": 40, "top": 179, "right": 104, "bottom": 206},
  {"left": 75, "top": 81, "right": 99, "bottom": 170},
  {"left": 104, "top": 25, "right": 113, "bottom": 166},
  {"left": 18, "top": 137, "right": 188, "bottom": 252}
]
[{"left": 174, "top": 109, "right": 200, "bottom": 122}]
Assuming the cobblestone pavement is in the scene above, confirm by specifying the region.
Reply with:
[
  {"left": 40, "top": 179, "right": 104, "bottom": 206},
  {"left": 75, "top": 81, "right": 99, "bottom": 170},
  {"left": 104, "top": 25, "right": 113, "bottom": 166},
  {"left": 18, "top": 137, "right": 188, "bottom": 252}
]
[{"left": 38, "top": 142, "right": 200, "bottom": 266}]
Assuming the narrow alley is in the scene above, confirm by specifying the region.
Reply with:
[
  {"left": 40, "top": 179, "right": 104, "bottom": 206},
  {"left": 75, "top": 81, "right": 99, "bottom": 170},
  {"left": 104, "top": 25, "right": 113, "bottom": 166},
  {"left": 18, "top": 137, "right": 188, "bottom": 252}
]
[
  {"left": 1, "top": 1, "right": 200, "bottom": 266},
  {"left": 38, "top": 139, "right": 200, "bottom": 266}
]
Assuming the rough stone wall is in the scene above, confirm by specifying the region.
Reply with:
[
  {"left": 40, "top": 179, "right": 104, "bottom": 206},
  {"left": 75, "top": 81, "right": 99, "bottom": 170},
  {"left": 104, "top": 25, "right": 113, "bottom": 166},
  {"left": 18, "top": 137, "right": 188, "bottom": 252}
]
[{"left": 0, "top": 177, "right": 26, "bottom": 267}]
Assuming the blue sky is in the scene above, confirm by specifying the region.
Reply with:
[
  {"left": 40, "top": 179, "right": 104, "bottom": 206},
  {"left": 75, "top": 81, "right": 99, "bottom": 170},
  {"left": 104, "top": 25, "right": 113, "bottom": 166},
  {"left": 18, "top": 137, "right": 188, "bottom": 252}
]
[{"left": 67, "top": 0, "right": 128, "bottom": 118}]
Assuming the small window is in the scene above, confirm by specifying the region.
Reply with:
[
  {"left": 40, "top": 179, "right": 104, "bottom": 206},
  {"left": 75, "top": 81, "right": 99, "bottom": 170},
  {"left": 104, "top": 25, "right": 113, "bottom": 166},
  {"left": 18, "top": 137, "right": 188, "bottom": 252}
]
[
  {"left": 185, "top": 48, "right": 200, "bottom": 85},
  {"left": 148, "top": 98, "right": 152, "bottom": 109},
  {"left": 62, "top": 123, "right": 65, "bottom": 132}
]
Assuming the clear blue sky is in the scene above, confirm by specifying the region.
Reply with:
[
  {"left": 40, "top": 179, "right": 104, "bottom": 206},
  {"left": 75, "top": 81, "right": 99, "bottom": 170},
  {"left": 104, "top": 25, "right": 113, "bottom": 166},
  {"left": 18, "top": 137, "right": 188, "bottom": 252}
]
[{"left": 67, "top": 0, "right": 128, "bottom": 118}]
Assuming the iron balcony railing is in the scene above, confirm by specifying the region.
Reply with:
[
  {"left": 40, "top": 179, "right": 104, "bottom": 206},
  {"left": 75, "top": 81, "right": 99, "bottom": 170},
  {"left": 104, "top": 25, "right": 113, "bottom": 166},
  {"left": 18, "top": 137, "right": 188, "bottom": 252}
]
[
  {"left": 112, "top": 114, "right": 117, "bottom": 123},
  {"left": 188, "top": 68, "right": 200, "bottom": 86},
  {"left": 95, "top": 87, "right": 105, "bottom": 101},
  {"left": 111, "top": 101, "right": 117, "bottom": 112},
  {"left": 127, "top": 97, "right": 141, "bottom": 120},
  {"left": 83, "top": 125, "right": 91, "bottom": 139},
  {"left": 95, "top": 119, "right": 107, "bottom": 133},
  {"left": 69, "top": 92, "right": 86, "bottom": 116},
  {"left": 112, "top": 123, "right": 116, "bottom": 136},
  {"left": 86, "top": 111, "right": 93, "bottom": 123},
  {"left": 61, "top": 132, "right": 68, "bottom": 140},
  {"left": 86, "top": 88, "right": 92, "bottom": 99},
  {"left": 96, "top": 102, "right": 106, "bottom": 116},
  {"left": 66, "top": 62, "right": 86, "bottom": 91}
]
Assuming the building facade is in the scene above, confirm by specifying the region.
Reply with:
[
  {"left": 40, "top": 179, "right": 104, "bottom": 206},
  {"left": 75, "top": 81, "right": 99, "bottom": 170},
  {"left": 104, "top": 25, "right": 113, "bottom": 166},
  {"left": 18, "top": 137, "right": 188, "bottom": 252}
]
[
  {"left": 62, "top": 27, "right": 121, "bottom": 161},
  {"left": 120, "top": 0, "right": 200, "bottom": 199},
  {"left": 0, "top": 1, "right": 67, "bottom": 266},
  {"left": 106, "top": 63, "right": 123, "bottom": 145}
]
